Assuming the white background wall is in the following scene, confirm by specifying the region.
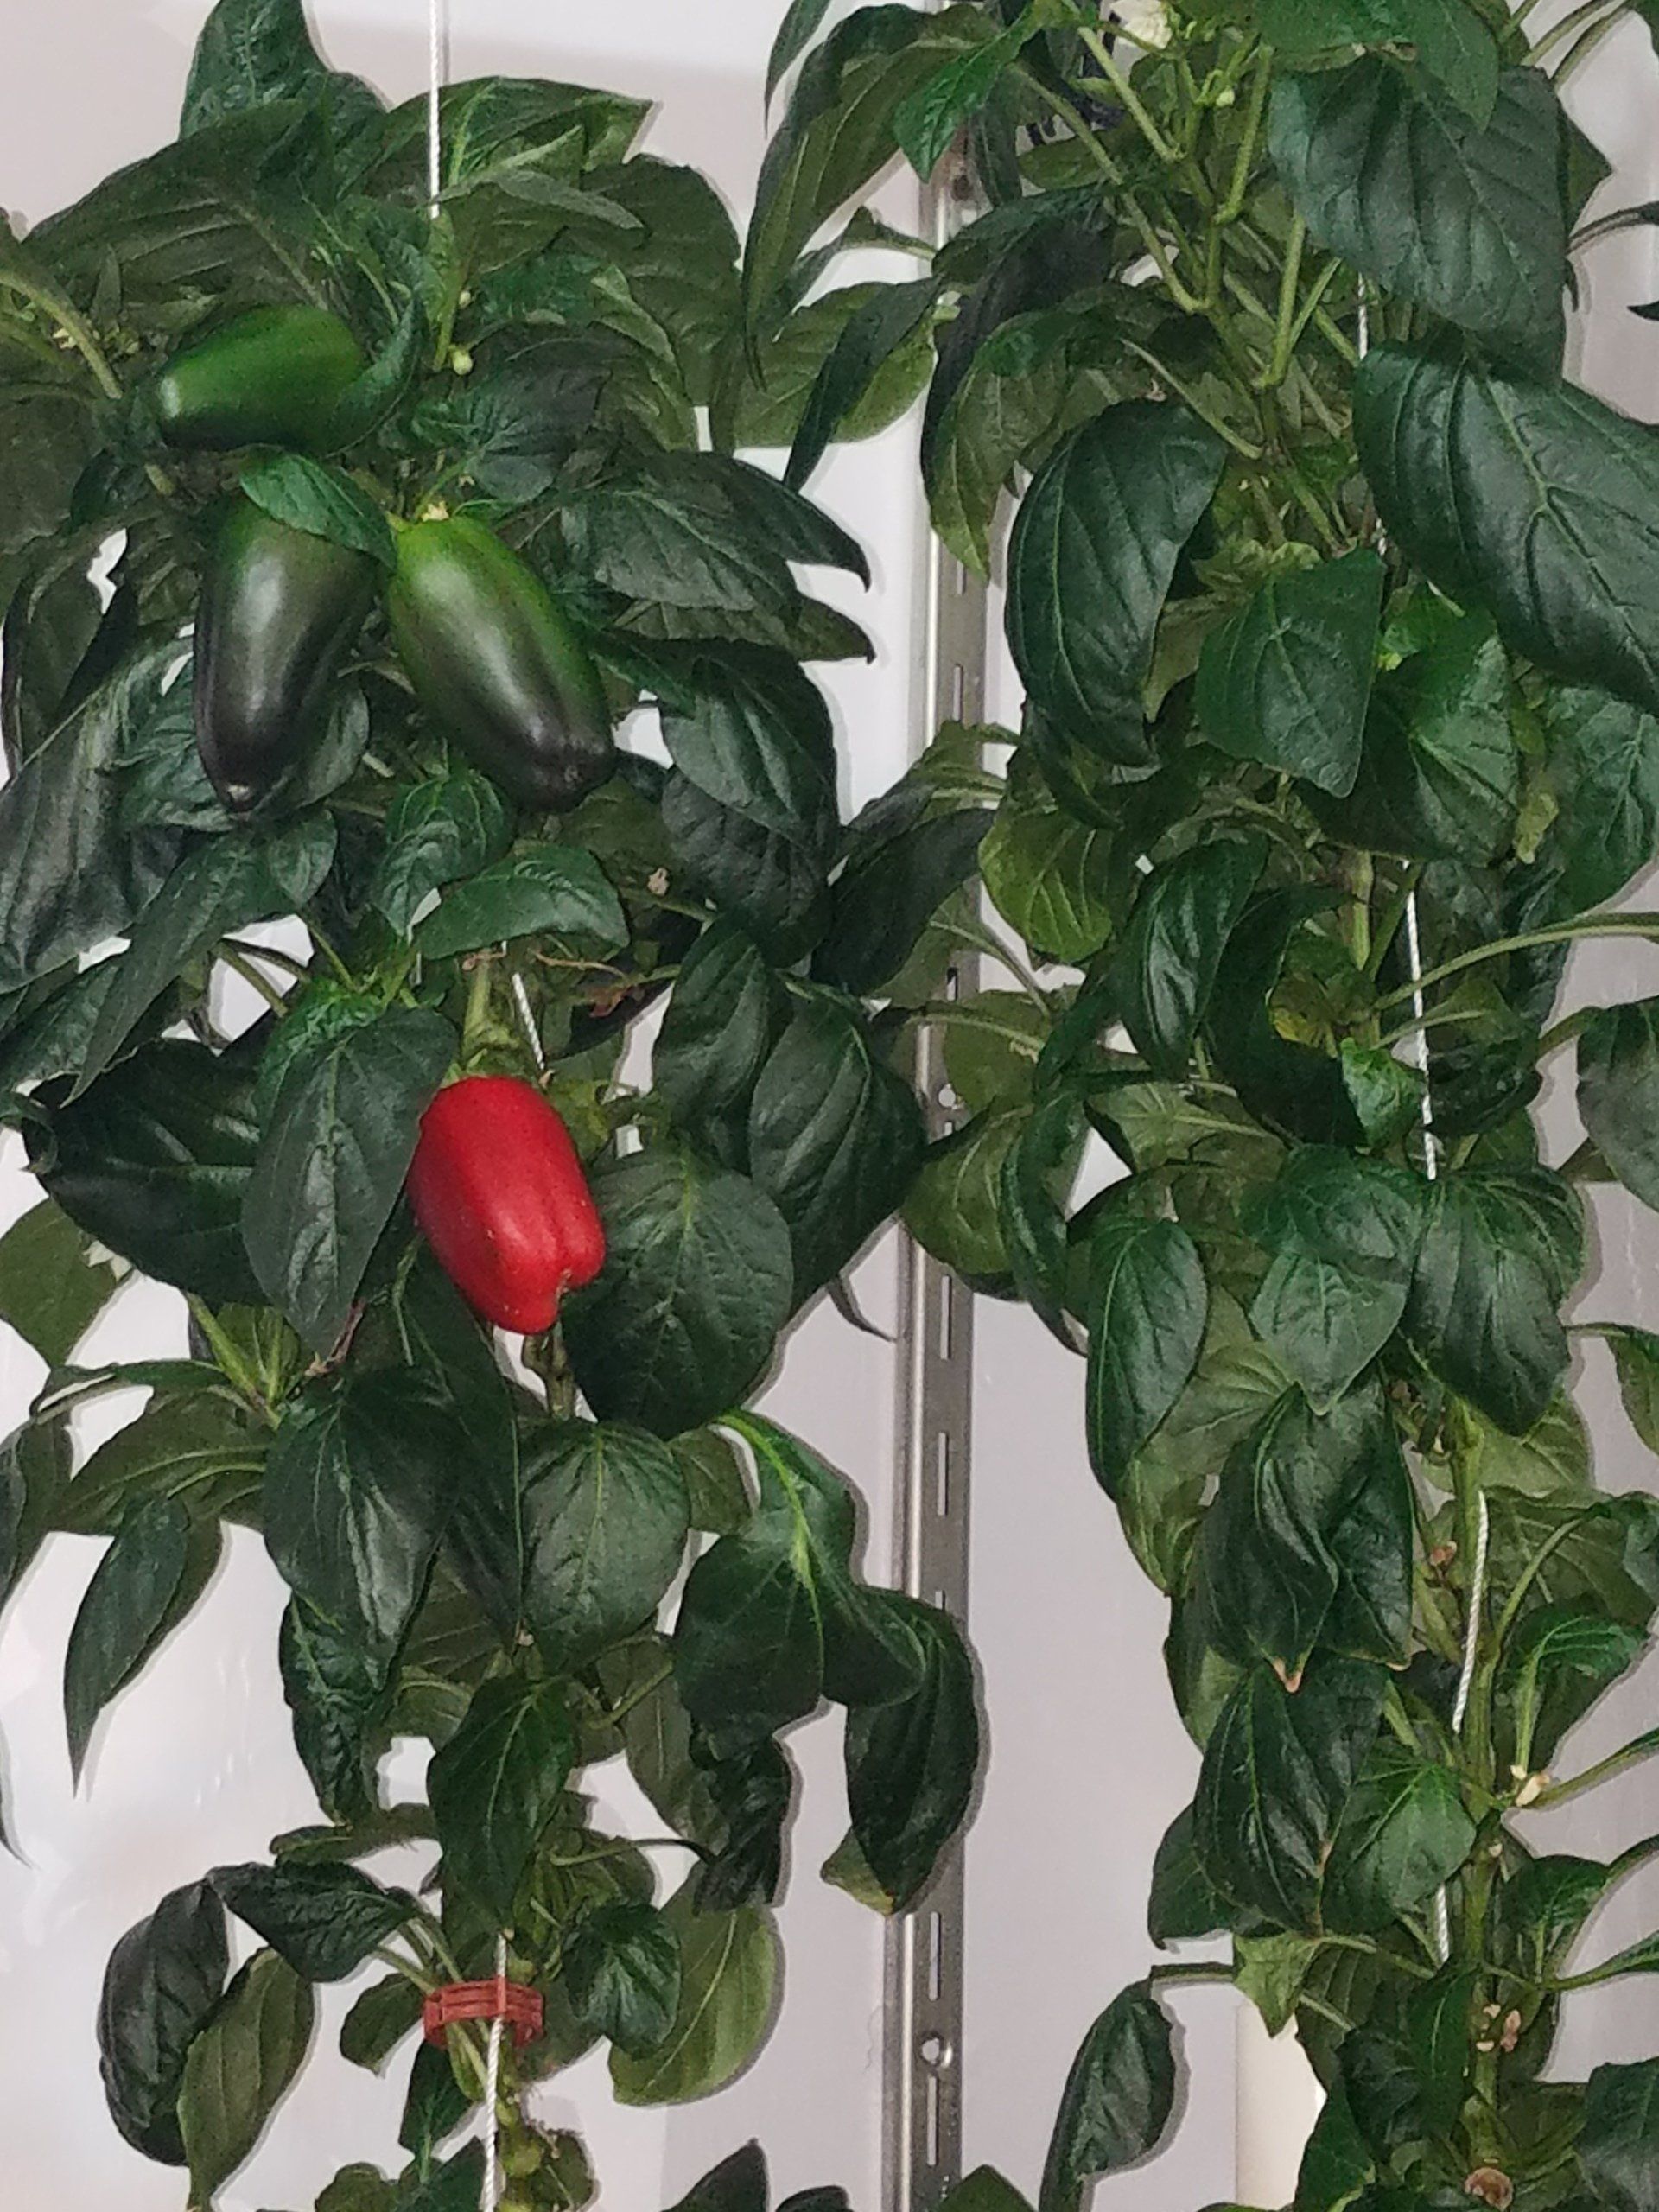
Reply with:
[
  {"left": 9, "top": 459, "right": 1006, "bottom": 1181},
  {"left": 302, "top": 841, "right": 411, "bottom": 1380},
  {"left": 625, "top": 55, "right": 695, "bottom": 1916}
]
[{"left": 3, "top": 7, "right": 1659, "bottom": 2212}]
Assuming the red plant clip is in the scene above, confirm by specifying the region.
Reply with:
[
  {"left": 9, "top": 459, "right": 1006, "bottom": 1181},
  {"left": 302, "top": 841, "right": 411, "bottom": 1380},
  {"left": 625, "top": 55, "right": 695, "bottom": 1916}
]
[{"left": 422, "top": 1974, "right": 544, "bottom": 2050}]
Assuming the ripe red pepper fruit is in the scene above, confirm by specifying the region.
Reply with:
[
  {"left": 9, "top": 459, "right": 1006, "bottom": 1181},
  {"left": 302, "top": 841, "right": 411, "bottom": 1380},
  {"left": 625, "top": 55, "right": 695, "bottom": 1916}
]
[{"left": 407, "top": 1076, "right": 606, "bottom": 1334}]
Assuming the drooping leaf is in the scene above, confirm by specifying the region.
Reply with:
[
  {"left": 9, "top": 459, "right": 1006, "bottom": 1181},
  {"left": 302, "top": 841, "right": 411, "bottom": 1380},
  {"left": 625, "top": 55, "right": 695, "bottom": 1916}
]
[
  {"left": 1270, "top": 62, "right": 1564, "bottom": 372},
  {"left": 212, "top": 1860, "right": 416, "bottom": 1982},
  {"left": 654, "top": 919, "right": 784, "bottom": 1170},
  {"left": 279, "top": 1597, "right": 392, "bottom": 1826},
  {"left": 609, "top": 1885, "right": 778, "bottom": 2106},
  {"left": 97, "top": 1880, "right": 229, "bottom": 2164},
  {"left": 786, "top": 278, "right": 938, "bottom": 490},
  {"left": 428, "top": 1676, "right": 576, "bottom": 1921},
  {"left": 1113, "top": 836, "right": 1266, "bottom": 1078},
  {"left": 371, "top": 770, "right": 513, "bottom": 938},
  {"left": 813, "top": 807, "right": 992, "bottom": 995},
  {"left": 178, "top": 1948, "right": 315, "bottom": 2202},
  {"left": 563, "top": 1146, "right": 794, "bottom": 1438},
  {"left": 748, "top": 999, "right": 926, "bottom": 1302},
  {"left": 1084, "top": 1214, "right": 1207, "bottom": 1501},
  {"left": 1355, "top": 345, "right": 1659, "bottom": 723},
  {"left": 1406, "top": 1170, "right": 1575, "bottom": 1434},
  {"left": 0, "top": 1199, "right": 119, "bottom": 1367},
  {"left": 1581, "top": 2056, "right": 1659, "bottom": 2212},
  {"left": 1193, "top": 1656, "right": 1388, "bottom": 1931},
  {"left": 1256, "top": 0, "right": 1499, "bottom": 121},
  {"left": 63, "top": 1496, "right": 195, "bottom": 1782},
  {"left": 1581, "top": 1000, "right": 1659, "bottom": 1217},
  {"left": 1039, "top": 1980, "right": 1177, "bottom": 2212},
  {"left": 565, "top": 1899, "right": 683, "bottom": 2059},
  {"left": 181, "top": 0, "right": 380, "bottom": 135},
  {"left": 1007, "top": 404, "right": 1225, "bottom": 764},
  {"left": 414, "top": 843, "right": 626, "bottom": 962},
  {"left": 1321, "top": 1743, "right": 1477, "bottom": 1934}
]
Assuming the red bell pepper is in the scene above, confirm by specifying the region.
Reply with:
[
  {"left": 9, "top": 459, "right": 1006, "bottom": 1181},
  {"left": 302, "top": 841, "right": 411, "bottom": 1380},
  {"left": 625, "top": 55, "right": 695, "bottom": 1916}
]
[{"left": 407, "top": 1076, "right": 606, "bottom": 1333}]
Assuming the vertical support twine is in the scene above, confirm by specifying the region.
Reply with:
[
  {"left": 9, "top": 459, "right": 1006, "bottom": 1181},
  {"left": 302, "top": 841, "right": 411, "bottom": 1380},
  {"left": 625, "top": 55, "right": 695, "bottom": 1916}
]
[
  {"left": 423, "top": 14, "right": 510, "bottom": 2201},
  {"left": 1357, "top": 293, "right": 1487, "bottom": 1967}
]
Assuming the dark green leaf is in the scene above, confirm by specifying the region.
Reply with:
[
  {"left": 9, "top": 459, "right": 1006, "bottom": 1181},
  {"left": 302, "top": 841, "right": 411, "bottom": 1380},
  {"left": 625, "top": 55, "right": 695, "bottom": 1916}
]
[
  {"left": 181, "top": 0, "right": 380, "bottom": 135},
  {"left": 563, "top": 1147, "right": 794, "bottom": 1438},
  {"left": 608, "top": 1885, "right": 778, "bottom": 2106},
  {"left": 58, "top": 1388, "right": 264, "bottom": 1535},
  {"left": 906, "top": 1107, "right": 1024, "bottom": 1282},
  {"left": 77, "top": 817, "right": 335, "bottom": 1096},
  {"left": 1581, "top": 2056, "right": 1659, "bottom": 2212},
  {"left": 372, "top": 770, "right": 513, "bottom": 938},
  {"left": 813, "top": 808, "right": 991, "bottom": 995},
  {"left": 415, "top": 843, "right": 626, "bottom": 962},
  {"left": 1497, "top": 1603, "right": 1643, "bottom": 1773},
  {"left": 340, "top": 1976, "right": 423, "bottom": 2072},
  {"left": 663, "top": 772, "right": 830, "bottom": 962},
  {"left": 1581, "top": 1000, "right": 1659, "bottom": 1216},
  {"left": 787, "top": 279, "right": 938, "bottom": 490},
  {"left": 263, "top": 1370, "right": 452, "bottom": 1661},
  {"left": 1193, "top": 1655, "right": 1387, "bottom": 1931},
  {"left": 1246, "top": 1148, "right": 1427, "bottom": 1410},
  {"left": 241, "top": 454, "right": 396, "bottom": 568},
  {"left": 1406, "top": 1170, "right": 1573, "bottom": 1434},
  {"left": 1001, "top": 1092, "right": 1086, "bottom": 1351},
  {"left": 654, "top": 920, "right": 783, "bottom": 1171},
  {"left": 1355, "top": 345, "right": 1659, "bottom": 723},
  {"left": 835, "top": 1597, "right": 979, "bottom": 1913},
  {"left": 767, "top": 0, "right": 835, "bottom": 102},
  {"left": 1196, "top": 551, "right": 1384, "bottom": 796},
  {"left": 1147, "top": 1805, "right": 1230, "bottom": 1945},
  {"left": 521, "top": 1421, "right": 690, "bottom": 1669},
  {"left": 893, "top": 10, "right": 1046, "bottom": 180},
  {"left": 179, "top": 1948, "right": 315, "bottom": 2201},
  {"left": 744, "top": 6, "right": 991, "bottom": 322},
  {"left": 1256, "top": 0, "right": 1499, "bottom": 121},
  {"left": 64, "top": 1496, "right": 194, "bottom": 1782},
  {"left": 1270, "top": 63, "right": 1564, "bottom": 371},
  {"left": 243, "top": 1007, "right": 454, "bottom": 1356},
  {"left": 97, "top": 1880, "right": 228, "bottom": 2164},
  {"left": 1546, "top": 684, "right": 1659, "bottom": 911},
  {"left": 279, "top": 1597, "right": 392, "bottom": 1826},
  {"left": 1084, "top": 1215, "right": 1207, "bottom": 1500},
  {"left": 1204, "top": 889, "right": 1361, "bottom": 1147},
  {"left": 1007, "top": 404, "right": 1225, "bottom": 764},
  {"left": 1113, "top": 836, "right": 1266, "bottom": 1078},
  {"left": 748, "top": 999, "right": 925, "bottom": 1302},
  {"left": 35, "top": 1041, "right": 263, "bottom": 1304},
  {"left": 1611, "top": 1325, "right": 1659, "bottom": 1454},
  {"left": 0, "top": 1199, "right": 118, "bottom": 1366},
  {"left": 429, "top": 1676, "right": 576, "bottom": 1921},
  {"left": 654, "top": 647, "right": 838, "bottom": 855},
  {"left": 213, "top": 1859, "right": 416, "bottom": 1982},
  {"left": 980, "top": 776, "right": 1115, "bottom": 964},
  {"left": 1321, "top": 1743, "right": 1476, "bottom": 1933},
  {"left": 1039, "top": 1980, "right": 1177, "bottom": 2212},
  {"left": 565, "top": 1899, "right": 682, "bottom": 2058}
]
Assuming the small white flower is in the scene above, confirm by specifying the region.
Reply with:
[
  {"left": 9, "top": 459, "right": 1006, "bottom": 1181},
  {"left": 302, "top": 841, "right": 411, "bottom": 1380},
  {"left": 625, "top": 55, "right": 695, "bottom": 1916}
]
[{"left": 1110, "top": 0, "right": 1172, "bottom": 49}]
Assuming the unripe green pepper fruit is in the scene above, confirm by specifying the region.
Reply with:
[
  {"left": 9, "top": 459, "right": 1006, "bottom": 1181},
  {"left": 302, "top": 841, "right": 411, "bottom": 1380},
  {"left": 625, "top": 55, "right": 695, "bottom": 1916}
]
[
  {"left": 152, "top": 305, "right": 365, "bottom": 452},
  {"left": 386, "top": 514, "right": 615, "bottom": 810},
  {"left": 194, "top": 498, "right": 378, "bottom": 815}
]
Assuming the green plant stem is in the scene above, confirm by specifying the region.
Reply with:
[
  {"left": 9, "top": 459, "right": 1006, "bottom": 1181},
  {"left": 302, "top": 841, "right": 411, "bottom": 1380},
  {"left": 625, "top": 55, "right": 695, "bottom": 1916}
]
[
  {"left": 1553, "top": 10, "right": 1625, "bottom": 79},
  {"left": 219, "top": 937, "right": 315, "bottom": 982},
  {"left": 604, "top": 1662, "right": 675, "bottom": 1726},
  {"left": 1217, "top": 51, "right": 1273, "bottom": 225},
  {"left": 1122, "top": 341, "right": 1264, "bottom": 459},
  {"left": 1528, "top": 1726, "right": 1659, "bottom": 1810},
  {"left": 1147, "top": 1961, "right": 1236, "bottom": 1988},
  {"left": 0, "top": 270, "right": 121, "bottom": 400},
  {"left": 216, "top": 943, "right": 292, "bottom": 1016},
  {"left": 1375, "top": 913, "right": 1659, "bottom": 1012},
  {"left": 1077, "top": 28, "right": 1179, "bottom": 162},
  {"left": 1257, "top": 214, "right": 1307, "bottom": 389},
  {"left": 1529, "top": 0, "right": 1619, "bottom": 64}
]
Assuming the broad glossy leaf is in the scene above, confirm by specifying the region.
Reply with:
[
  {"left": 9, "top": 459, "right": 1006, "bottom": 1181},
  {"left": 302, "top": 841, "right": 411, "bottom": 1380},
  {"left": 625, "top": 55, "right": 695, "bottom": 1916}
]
[
  {"left": 716, "top": 275, "right": 932, "bottom": 456},
  {"left": 1406, "top": 1170, "right": 1574, "bottom": 1434},
  {"left": 213, "top": 1860, "right": 416, "bottom": 1982},
  {"left": 564, "top": 1146, "right": 793, "bottom": 1437},
  {"left": 1271, "top": 63, "right": 1564, "bottom": 370},
  {"left": 767, "top": 0, "right": 834, "bottom": 102},
  {"left": 0, "top": 1199, "right": 118, "bottom": 1367},
  {"left": 1204, "top": 889, "right": 1361, "bottom": 1147},
  {"left": 786, "top": 279, "right": 938, "bottom": 490},
  {"left": 1321, "top": 1743, "right": 1476, "bottom": 1933},
  {"left": 240, "top": 453, "right": 394, "bottom": 568},
  {"left": 415, "top": 843, "right": 626, "bottom": 962},
  {"left": 179, "top": 1948, "right": 315, "bottom": 2202},
  {"left": 521, "top": 1421, "right": 690, "bottom": 1669},
  {"left": 98, "top": 1880, "right": 228, "bottom": 2164},
  {"left": 663, "top": 772, "right": 830, "bottom": 962},
  {"left": 429, "top": 1676, "right": 576, "bottom": 1920},
  {"left": 279, "top": 1597, "right": 392, "bottom": 1826},
  {"left": 748, "top": 999, "right": 926, "bottom": 1302},
  {"left": 78, "top": 817, "right": 336, "bottom": 1096},
  {"left": 654, "top": 920, "right": 783, "bottom": 1171},
  {"left": 1581, "top": 1000, "right": 1659, "bottom": 1217},
  {"left": 181, "top": 0, "right": 380, "bottom": 135},
  {"left": 63, "top": 1496, "right": 194, "bottom": 1782},
  {"left": 1319, "top": 613, "right": 1516, "bottom": 861},
  {"left": 906, "top": 1108, "right": 1024, "bottom": 1282},
  {"left": 1114, "top": 836, "right": 1266, "bottom": 1078},
  {"left": 1611, "top": 1325, "right": 1659, "bottom": 1455},
  {"left": 1001, "top": 1092, "right": 1086, "bottom": 1351},
  {"left": 367, "top": 77, "right": 647, "bottom": 198},
  {"left": 744, "top": 6, "right": 990, "bottom": 321},
  {"left": 1581, "top": 2057, "right": 1659, "bottom": 2212},
  {"left": 1196, "top": 551, "right": 1384, "bottom": 796},
  {"left": 1356, "top": 345, "right": 1659, "bottom": 722},
  {"left": 1497, "top": 1603, "right": 1643, "bottom": 1773},
  {"left": 1194, "top": 1655, "right": 1387, "bottom": 1931},
  {"left": 0, "top": 645, "right": 181, "bottom": 997},
  {"left": 1039, "top": 1980, "right": 1176, "bottom": 2212},
  {"left": 1007, "top": 404, "right": 1225, "bottom": 764},
  {"left": 565, "top": 1899, "right": 682, "bottom": 2058},
  {"left": 1547, "top": 684, "right": 1659, "bottom": 911},
  {"left": 813, "top": 808, "right": 991, "bottom": 995},
  {"left": 1147, "top": 1804, "right": 1231, "bottom": 1946},
  {"left": 609, "top": 1886, "right": 778, "bottom": 2105},
  {"left": 59, "top": 1388, "right": 264, "bottom": 1535},
  {"left": 675, "top": 1414, "right": 913, "bottom": 1750},
  {"left": 1245, "top": 1148, "right": 1427, "bottom": 1409},
  {"left": 1084, "top": 1214, "right": 1207, "bottom": 1500},
  {"left": 1256, "top": 0, "right": 1498, "bottom": 119},
  {"left": 1484, "top": 1489, "right": 1659, "bottom": 1641},
  {"left": 834, "top": 1597, "right": 979, "bottom": 1913},
  {"left": 35, "top": 1040, "right": 263, "bottom": 1303},
  {"left": 654, "top": 645, "right": 838, "bottom": 855},
  {"left": 372, "top": 770, "right": 513, "bottom": 938},
  {"left": 243, "top": 1007, "right": 454, "bottom": 1356},
  {"left": 981, "top": 777, "right": 1114, "bottom": 964},
  {"left": 263, "top": 1370, "right": 452, "bottom": 1661},
  {"left": 340, "top": 1977, "right": 423, "bottom": 2072}
]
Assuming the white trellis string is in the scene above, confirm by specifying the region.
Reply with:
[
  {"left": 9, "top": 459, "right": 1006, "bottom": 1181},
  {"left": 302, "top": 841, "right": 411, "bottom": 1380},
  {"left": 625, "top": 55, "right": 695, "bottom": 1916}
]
[
  {"left": 1357, "top": 292, "right": 1488, "bottom": 1967},
  {"left": 424, "top": 13, "right": 514, "bottom": 2196}
]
